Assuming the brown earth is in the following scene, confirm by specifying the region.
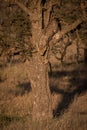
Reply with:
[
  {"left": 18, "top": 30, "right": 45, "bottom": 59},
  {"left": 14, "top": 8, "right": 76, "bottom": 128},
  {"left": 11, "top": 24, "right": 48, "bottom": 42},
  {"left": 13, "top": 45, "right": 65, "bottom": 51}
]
[{"left": 0, "top": 61, "right": 87, "bottom": 130}]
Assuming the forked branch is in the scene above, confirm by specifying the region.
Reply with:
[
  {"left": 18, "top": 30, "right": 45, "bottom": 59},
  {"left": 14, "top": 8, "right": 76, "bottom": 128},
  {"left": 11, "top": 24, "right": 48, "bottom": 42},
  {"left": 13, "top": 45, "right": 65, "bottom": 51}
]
[{"left": 49, "top": 18, "right": 83, "bottom": 47}]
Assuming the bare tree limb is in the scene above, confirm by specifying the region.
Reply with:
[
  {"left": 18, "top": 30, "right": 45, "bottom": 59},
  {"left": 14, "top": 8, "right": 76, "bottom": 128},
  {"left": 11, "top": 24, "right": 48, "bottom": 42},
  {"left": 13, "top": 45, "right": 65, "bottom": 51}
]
[
  {"left": 43, "top": 0, "right": 52, "bottom": 28},
  {"left": 81, "top": 0, "right": 87, "bottom": 19},
  {"left": 9, "top": 0, "right": 32, "bottom": 16},
  {"left": 49, "top": 18, "right": 83, "bottom": 47},
  {"left": 43, "top": 0, "right": 61, "bottom": 29},
  {"left": 46, "top": 0, "right": 87, "bottom": 48}
]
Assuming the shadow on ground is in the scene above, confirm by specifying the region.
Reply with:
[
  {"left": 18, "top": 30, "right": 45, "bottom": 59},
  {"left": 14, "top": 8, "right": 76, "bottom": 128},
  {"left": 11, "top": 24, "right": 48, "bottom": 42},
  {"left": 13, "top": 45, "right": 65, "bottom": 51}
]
[
  {"left": 49, "top": 63, "right": 87, "bottom": 117},
  {"left": 9, "top": 82, "right": 32, "bottom": 96}
]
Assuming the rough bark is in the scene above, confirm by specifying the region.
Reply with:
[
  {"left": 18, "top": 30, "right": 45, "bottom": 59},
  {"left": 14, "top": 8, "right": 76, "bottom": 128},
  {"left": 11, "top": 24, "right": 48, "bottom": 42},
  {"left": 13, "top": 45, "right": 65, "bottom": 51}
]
[
  {"left": 29, "top": 54, "right": 52, "bottom": 121},
  {"left": 29, "top": 7, "right": 53, "bottom": 120}
]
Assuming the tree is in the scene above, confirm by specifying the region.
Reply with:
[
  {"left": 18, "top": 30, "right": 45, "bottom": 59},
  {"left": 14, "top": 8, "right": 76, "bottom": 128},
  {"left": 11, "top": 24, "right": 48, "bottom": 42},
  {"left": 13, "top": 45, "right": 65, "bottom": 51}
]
[{"left": 3, "top": 0, "right": 87, "bottom": 121}]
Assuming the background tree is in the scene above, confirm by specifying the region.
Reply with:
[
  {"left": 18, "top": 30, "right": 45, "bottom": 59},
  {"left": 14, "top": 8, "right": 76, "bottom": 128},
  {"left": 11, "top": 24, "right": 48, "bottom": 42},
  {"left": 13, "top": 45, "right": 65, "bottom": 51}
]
[{"left": 0, "top": 0, "right": 87, "bottom": 121}]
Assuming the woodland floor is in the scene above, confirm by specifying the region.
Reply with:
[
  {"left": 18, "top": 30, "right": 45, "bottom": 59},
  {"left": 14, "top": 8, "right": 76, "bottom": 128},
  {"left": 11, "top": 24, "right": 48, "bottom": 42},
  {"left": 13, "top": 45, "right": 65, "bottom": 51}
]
[{"left": 0, "top": 61, "right": 87, "bottom": 130}]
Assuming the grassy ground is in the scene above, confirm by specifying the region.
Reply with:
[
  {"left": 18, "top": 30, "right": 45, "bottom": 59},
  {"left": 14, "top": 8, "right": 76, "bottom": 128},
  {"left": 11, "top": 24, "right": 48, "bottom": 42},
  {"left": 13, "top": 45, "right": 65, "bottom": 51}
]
[{"left": 0, "top": 61, "right": 87, "bottom": 130}]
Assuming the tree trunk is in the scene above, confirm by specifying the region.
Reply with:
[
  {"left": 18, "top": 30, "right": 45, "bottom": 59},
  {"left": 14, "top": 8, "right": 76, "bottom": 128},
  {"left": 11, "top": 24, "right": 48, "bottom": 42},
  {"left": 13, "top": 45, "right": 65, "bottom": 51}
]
[{"left": 30, "top": 54, "right": 52, "bottom": 121}]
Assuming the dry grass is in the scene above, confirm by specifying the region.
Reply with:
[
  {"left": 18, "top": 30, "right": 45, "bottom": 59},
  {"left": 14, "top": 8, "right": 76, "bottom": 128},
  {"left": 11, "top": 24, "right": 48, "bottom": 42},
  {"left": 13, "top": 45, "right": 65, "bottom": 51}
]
[{"left": 0, "top": 62, "right": 87, "bottom": 130}]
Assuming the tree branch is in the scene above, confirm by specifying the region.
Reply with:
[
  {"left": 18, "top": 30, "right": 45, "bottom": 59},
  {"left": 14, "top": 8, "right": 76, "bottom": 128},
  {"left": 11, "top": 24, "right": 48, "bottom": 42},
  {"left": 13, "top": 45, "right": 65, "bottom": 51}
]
[
  {"left": 43, "top": 0, "right": 62, "bottom": 29},
  {"left": 49, "top": 18, "right": 83, "bottom": 47},
  {"left": 81, "top": 0, "right": 87, "bottom": 20},
  {"left": 12, "top": 0, "right": 32, "bottom": 16},
  {"left": 43, "top": 0, "right": 52, "bottom": 28}
]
